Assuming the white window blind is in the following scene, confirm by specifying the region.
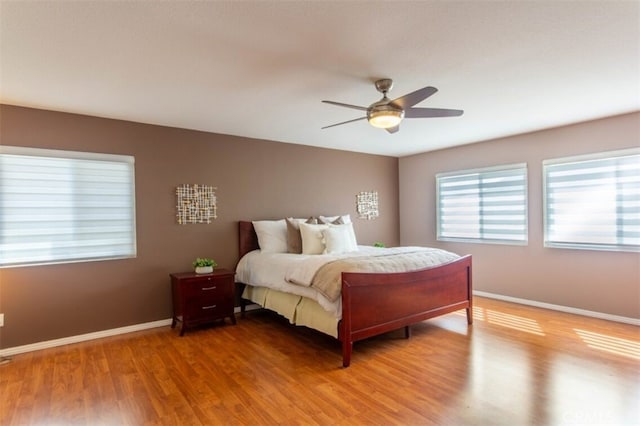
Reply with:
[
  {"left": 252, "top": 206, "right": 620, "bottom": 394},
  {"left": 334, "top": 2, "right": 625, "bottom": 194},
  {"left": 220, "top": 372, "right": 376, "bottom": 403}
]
[
  {"left": 0, "top": 146, "right": 136, "bottom": 267},
  {"left": 543, "top": 148, "right": 639, "bottom": 252},
  {"left": 437, "top": 163, "right": 528, "bottom": 244}
]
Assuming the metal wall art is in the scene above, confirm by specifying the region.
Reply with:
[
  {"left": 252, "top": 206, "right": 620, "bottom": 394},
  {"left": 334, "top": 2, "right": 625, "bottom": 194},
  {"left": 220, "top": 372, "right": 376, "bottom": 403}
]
[
  {"left": 176, "top": 184, "right": 217, "bottom": 224},
  {"left": 356, "top": 191, "right": 379, "bottom": 220}
]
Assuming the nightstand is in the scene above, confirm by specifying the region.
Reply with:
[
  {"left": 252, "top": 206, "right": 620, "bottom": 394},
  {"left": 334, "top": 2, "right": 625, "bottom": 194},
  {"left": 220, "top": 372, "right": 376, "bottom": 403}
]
[{"left": 170, "top": 268, "right": 236, "bottom": 336}]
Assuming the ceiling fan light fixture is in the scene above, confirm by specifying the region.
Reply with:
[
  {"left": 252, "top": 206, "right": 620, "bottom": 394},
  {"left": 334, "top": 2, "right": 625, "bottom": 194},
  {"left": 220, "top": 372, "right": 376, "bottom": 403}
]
[
  {"left": 322, "top": 79, "right": 461, "bottom": 133},
  {"left": 367, "top": 108, "right": 404, "bottom": 129}
]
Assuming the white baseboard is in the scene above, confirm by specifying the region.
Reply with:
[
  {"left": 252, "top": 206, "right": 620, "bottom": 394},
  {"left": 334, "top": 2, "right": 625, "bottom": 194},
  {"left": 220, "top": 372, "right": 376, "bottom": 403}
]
[
  {"left": 0, "top": 305, "right": 262, "bottom": 358},
  {"left": 0, "top": 318, "right": 173, "bottom": 357},
  {"left": 474, "top": 291, "right": 640, "bottom": 326}
]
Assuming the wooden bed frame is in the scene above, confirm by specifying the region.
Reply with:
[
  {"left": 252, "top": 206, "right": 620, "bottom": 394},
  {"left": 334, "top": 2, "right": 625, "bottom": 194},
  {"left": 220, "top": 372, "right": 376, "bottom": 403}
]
[{"left": 238, "top": 221, "right": 473, "bottom": 367}]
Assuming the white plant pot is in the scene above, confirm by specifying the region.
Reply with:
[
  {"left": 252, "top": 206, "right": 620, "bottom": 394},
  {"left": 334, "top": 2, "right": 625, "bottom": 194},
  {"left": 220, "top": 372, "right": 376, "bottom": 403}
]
[{"left": 195, "top": 266, "right": 213, "bottom": 274}]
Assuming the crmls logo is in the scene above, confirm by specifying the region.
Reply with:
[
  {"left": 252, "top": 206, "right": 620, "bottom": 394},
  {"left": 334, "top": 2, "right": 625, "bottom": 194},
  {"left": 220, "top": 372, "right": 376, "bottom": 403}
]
[{"left": 561, "top": 410, "right": 615, "bottom": 425}]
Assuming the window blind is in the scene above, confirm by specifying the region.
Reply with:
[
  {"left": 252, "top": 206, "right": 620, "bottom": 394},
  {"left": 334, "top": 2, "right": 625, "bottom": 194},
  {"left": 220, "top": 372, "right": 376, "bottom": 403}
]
[
  {"left": 437, "top": 163, "right": 528, "bottom": 244},
  {"left": 543, "top": 149, "right": 639, "bottom": 252},
  {"left": 0, "top": 146, "right": 136, "bottom": 267}
]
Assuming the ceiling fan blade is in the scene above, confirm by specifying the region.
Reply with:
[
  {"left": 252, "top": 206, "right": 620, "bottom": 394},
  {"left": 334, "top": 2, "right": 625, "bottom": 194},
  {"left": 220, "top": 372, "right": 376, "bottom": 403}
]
[
  {"left": 404, "top": 107, "right": 464, "bottom": 118},
  {"left": 321, "top": 116, "right": 367, "bottom": 129},
  {"left": 322, "top": 100, "right": 368, "bottom": 111},
  {"left": 385, "top": 125, "right": 400, "bottom": 134},
  {"left": 390, "top": 86, "right": 438, "bottom": 109}
]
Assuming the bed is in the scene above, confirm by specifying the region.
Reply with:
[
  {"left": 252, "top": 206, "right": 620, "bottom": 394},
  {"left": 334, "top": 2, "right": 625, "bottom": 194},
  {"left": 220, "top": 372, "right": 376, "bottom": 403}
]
[{"left": 236, "top": 220, "right": 473, "bottom": 367}]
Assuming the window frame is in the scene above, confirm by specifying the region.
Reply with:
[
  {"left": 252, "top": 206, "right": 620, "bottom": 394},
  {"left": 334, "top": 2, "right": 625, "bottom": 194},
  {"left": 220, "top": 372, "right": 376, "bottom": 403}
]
[
  {"left": 436, "top": 163, "right": 529, "bottom": 246},
  {"left": 0, "top": 146, "right": 137, "bottom": 267}
]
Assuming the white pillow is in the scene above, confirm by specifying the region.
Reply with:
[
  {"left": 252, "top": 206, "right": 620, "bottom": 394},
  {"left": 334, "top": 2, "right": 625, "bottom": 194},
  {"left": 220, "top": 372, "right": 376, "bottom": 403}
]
[
  {"left": 299, "top": 222, "right": 329, "bottom": 255},
  {"left": 252, "top": 219, "right": 288, "bottom": 253},
  {"left": 323, "top": 223, "right": 358, "bottom": 254},
  {"left": 318, "top": 214, "right": 351, "bottom": 224},
  {"left": 345, "top": 222, "right": 358, "bottom": 249},
  {"left": 323, "top": 223, "right": 359, "bottom": 254}
]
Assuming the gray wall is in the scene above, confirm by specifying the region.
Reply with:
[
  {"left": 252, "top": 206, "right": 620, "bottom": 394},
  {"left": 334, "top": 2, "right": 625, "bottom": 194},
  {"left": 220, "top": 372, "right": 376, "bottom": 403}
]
[
  {"left": 0, "top": 105, "right": 399, "bottom": 348},
  {"left": 399, "top": 112, "right": 640, "bottom": 319}
]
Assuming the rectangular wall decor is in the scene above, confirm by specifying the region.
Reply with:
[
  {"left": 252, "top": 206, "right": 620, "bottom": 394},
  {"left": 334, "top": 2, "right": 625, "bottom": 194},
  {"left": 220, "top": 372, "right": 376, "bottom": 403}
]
[
  {"left": 176, "top": 184, "right": 217, "bottom": 224},
  {"left": 356, "top": 190, "right": 379, "bottom": 220}
]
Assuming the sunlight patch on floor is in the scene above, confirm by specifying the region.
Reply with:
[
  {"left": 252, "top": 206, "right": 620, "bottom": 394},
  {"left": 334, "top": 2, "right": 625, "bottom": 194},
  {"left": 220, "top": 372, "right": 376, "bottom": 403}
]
[
  {"left": 473, "top": 307, "right": 486, "bottom": 322},
  {"left": 485, "top": 310, "right": 545, "bottom": 336},
  {"left": 574, "top": 329, "right": 640, "bottom": 360},
  {"left": 451, "top": 308, "right": 544, "bottom": 335},
  {"left": 451, "top": 308, "right": 485, "bottom": 322}
]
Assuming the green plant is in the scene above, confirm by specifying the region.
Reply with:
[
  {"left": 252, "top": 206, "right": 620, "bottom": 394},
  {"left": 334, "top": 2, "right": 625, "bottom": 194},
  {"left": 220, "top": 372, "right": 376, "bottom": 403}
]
[
  {"left": 193, "top": 257, "right": 217, "bottom": 268},
  {"left": 373, "top": 242, "right": 385, "bottom": 248}
]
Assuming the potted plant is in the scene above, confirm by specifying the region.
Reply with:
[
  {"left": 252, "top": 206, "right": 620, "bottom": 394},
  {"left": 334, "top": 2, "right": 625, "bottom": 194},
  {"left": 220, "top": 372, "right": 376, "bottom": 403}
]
[{"left": 193, "top": 257, "right": 217, "bottom": 274}]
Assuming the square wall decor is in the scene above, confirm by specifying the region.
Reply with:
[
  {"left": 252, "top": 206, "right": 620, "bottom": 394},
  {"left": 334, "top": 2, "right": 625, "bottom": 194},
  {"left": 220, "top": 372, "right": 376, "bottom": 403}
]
[
  {"left": 356, "top": 191, "right": 379, "bottom": 220},
  {"left": 176, "top": 184, "right": 217, "bottom": 224}
]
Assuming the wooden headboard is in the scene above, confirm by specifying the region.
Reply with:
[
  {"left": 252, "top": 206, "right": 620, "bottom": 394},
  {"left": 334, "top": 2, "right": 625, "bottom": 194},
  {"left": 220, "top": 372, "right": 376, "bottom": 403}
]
[{"left": 239, "top": 221, "right": 259, "bottom": 259}]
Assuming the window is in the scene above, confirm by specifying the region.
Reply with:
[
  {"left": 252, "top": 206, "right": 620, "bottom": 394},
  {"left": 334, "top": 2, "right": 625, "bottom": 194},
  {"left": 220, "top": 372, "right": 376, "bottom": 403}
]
[
  {"left": 543, "top": 148, "right": 639, "bottom": 252},
  {"left": 436, "top": 163, "right": 528, "bottom": 244},
  {"left": 0, "top": 146, "right": 136, "bottom": 267}
]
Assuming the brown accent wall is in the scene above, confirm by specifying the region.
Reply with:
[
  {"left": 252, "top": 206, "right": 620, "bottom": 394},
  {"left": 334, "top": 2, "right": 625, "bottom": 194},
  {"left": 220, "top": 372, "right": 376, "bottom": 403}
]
[
  {"left": 399, "top": 112, "right": 640, "bottom": 319},
  {"left": 0, "top": 105, "right": 399, "bottom": 349}
]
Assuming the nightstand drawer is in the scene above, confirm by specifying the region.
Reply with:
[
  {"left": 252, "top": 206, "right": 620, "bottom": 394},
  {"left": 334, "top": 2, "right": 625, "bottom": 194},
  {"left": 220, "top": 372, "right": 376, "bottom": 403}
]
[
  {"left": 186, "top": 299, "right": 229, "bottom": 321},
  {"left": 185, "top": 290, "right": 232, "bottom": 312},
  {"left": 182, "top": 278, "right": 229, "bottom": 298}
]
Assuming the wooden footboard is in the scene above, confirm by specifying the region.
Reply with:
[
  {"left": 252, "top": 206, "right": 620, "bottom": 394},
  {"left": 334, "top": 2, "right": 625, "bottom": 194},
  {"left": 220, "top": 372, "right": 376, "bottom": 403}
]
[{"left": 339, "top": 255, "right": 472, "bottom": 367}]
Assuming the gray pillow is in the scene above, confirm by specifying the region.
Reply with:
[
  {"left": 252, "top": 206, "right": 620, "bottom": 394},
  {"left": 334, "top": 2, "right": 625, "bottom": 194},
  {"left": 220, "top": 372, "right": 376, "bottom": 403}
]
[
  {"left": 286, "top": 217, "right": 317, "bottom": 253},
  {"left": 317, "top": 216, "right": 345, "bottom": 225}
]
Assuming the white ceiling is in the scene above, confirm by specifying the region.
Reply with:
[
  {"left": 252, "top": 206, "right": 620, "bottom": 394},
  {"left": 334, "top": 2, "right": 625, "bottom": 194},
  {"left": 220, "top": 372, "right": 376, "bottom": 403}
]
[{"left": 1, "top": 1, "right": 638, "bottom": 157}]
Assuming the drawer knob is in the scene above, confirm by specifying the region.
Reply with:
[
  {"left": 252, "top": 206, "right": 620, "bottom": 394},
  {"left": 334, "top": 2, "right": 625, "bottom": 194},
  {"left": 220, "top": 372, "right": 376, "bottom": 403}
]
[
  {"left": 202, "top": 286, "right": 217, "bottom": 291},
  {"left": 202, "top": 304, "right": 217, "bottom": 310}
]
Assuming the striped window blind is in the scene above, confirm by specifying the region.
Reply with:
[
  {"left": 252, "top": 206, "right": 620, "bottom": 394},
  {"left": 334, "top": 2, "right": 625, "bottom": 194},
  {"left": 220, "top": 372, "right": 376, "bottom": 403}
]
[
  {"left": 0, "top": 146, "right": 136, "bottom": 267},
  {"left": 543, "top": 148, "right": 639, "bottom": 252},
  {"left": 437, "top": 163, "right": 528, "bottom": 244}
]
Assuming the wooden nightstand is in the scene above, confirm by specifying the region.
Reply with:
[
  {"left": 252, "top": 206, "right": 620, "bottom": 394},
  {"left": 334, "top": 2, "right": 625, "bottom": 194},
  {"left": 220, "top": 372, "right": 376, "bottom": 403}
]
[{"left": 170, "top": 268, "right": 236, "bottom": 336}]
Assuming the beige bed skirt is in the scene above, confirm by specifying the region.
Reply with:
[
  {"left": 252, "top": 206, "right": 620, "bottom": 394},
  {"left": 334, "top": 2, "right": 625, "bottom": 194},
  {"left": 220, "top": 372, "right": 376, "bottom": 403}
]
[{"left": 241, "top": 285, "right": 339, "bottom": 338}]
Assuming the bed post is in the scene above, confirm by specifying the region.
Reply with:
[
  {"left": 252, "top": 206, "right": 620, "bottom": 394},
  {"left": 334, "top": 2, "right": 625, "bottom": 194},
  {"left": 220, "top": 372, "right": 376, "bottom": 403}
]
[
  {"left": 342, "top": 341, "right": 353, "bottom": 368},
  {"left": 340, "top": 279, "right": 353, "bottom": 368},
  {"left": 466, "top": 259, "right": 473, "bottom": 325},
  {"left": 237, "top": 221, "right": 260, "bottom": 319}
]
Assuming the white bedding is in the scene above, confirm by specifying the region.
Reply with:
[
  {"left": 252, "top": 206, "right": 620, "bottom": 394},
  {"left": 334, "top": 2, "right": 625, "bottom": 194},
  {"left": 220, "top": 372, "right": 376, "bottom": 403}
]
[
  {"left": 236, "top": 248, "right": 374, "bottom": 317},
  {"left": 235, "top": 246, "right": 460, "bottom": 318}
]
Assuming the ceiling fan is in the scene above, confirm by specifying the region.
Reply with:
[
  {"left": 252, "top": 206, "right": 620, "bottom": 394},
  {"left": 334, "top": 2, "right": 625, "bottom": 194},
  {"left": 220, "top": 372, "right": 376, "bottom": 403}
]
[{"left": 321, "top": 79, "right": 463, "bottom": 134}]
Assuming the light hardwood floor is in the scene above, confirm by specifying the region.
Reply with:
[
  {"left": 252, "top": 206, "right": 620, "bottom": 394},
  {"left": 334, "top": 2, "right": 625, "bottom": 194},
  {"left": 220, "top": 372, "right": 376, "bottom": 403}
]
[{"left": 1, "top": 296, "right": 638, "bottom": 425}]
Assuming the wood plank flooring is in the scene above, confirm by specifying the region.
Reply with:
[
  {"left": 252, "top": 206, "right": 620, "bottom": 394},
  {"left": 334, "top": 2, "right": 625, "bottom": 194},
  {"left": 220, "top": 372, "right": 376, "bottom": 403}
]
[{"left": 1, "top": 296, "right": 638, "bottom": 425}]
